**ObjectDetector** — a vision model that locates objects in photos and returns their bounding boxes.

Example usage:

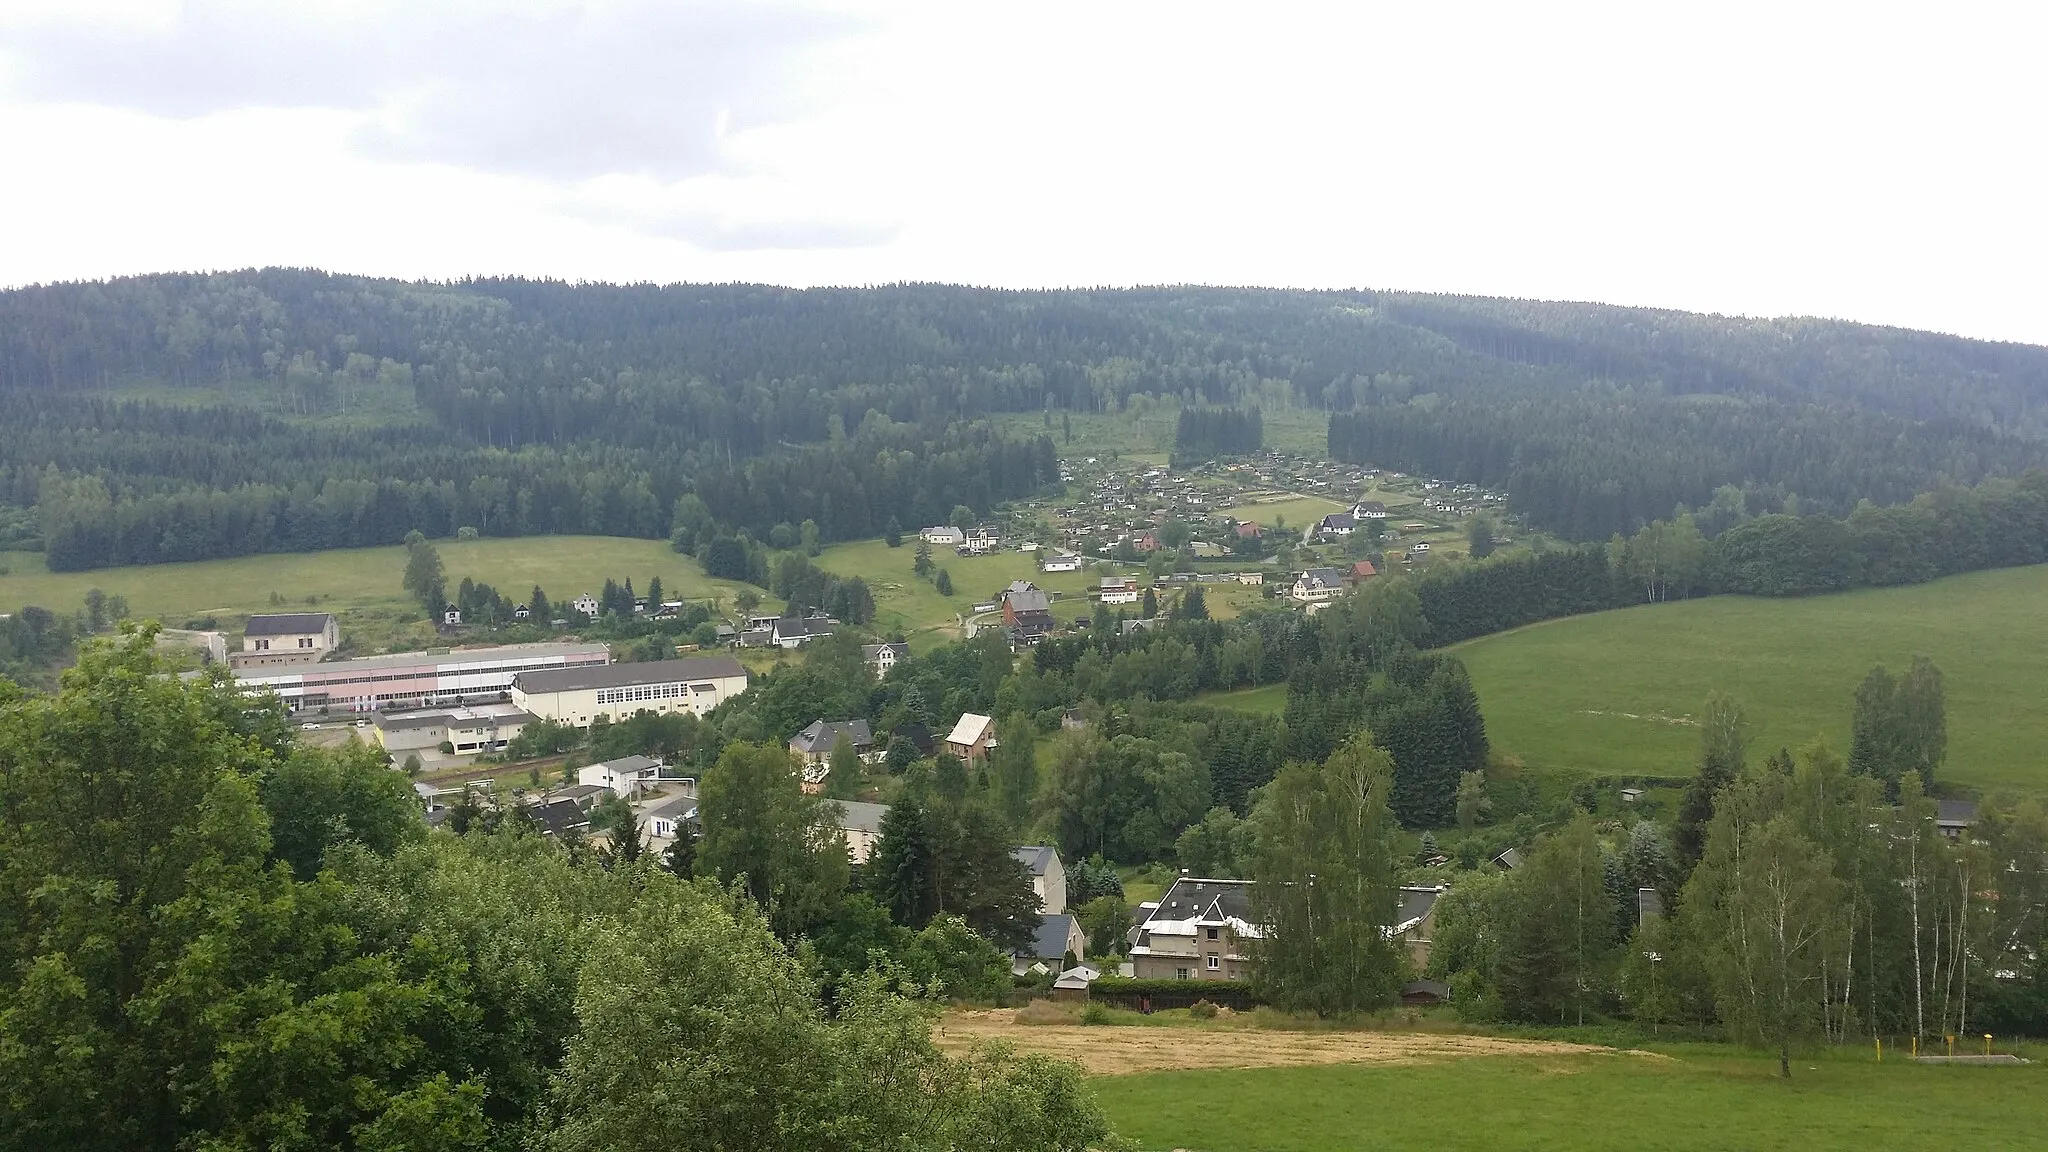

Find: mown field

[1092,1050,2048,1152]
[1455,565,2048,792]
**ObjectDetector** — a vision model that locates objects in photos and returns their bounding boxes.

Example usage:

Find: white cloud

[1,0,2044,343]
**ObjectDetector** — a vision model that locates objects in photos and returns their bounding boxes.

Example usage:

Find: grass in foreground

[1194,682,1290,714]
[1093,1050,2048,1152]
[1456,564,2048,792]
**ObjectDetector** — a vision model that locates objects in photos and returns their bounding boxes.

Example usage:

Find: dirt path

[936,1011,1632,1076]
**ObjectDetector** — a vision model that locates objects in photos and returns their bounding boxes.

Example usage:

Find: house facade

[1128,877,1258,981]
[1290,568,1346,603]
[1100,576,1140,605]
[372,704,534,756]
[944,713,997,763]
[1011,845,1068,915]
[1040,551,1082,573]
[579,754,662,797]
[511,656,750,726]
[571,595,601,618]
[1002,585,1057,643]
[920,525,965,545]
[788,719,876,766]
[861,642,909,680]
[234,612,339,669]
[836,800,890,864]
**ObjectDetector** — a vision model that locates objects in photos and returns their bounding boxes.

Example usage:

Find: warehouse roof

[513,656,747,694]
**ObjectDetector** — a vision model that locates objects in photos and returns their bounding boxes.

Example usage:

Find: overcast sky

[2,0,2043,343]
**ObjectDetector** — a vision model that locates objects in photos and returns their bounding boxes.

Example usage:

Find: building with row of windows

[509,656,750,726]
[233,642,611,712]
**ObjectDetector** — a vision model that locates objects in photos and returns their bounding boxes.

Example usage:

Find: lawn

[1217,495,1347,534]
[1456,564,2048,792]
[1195,682,1290,714]
[813,538,1118,642]
[0,537,757,634]
[1092,1050,2048,1152]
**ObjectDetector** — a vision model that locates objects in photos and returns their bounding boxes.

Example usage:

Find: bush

[1188,999,1218,1020]
[1080,1002,1114,1026]
[1013,1000,1076,1026]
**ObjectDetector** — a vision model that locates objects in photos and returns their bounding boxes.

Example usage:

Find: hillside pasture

[0,537,756,634]
[1456,565,2048,792]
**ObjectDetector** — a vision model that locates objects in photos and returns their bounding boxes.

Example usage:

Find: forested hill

[3,270,2048,555]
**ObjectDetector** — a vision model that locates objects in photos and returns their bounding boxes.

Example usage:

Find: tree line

[1170,406,1263,467]
[0,630,1114,1152]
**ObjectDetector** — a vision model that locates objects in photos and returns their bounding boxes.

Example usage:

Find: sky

[2,0,2044,344]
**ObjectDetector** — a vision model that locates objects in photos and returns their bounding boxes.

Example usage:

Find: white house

[579,754,663,797]
[1290,568,1346,603]
[1100,576,1140,605]
[1011,845,1068,915]
[1316,512,1356,540]
[1353,500,1389,520]
[571,594,600,618]
[233,612,339,670]
[1235,571,1264,585]
[920,525,965,546]
[861,642,909,680]
[836,800,890,864]
[1040,551,1082,573]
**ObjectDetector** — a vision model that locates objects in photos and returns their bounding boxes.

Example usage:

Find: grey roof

[529,797,592,837]
[1147,877,1255,927]
[1493,847,1524,870]
[1006,580,1039,596]
[640,790,698,821]
[1937,800,1979,826]
[594,754,661,776]
[835,800,891,834]
[514,656,745,694]
[1396,886,1444,930]
[1006,589,1052,614]
[1022,914,1079,960]
[245,612,334,636]
[862,642,909,661]
[790,719,875,755]
[1320,513,1355,529]
[375,707,535,732]
[1637,887,1666,920]
[1401,979,1450,1001]
[1011,845,1060,877]
[1300,567,1346,587]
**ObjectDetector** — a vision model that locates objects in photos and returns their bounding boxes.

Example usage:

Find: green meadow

[1092,1048,2048,1152]
[1454,565,2048,792]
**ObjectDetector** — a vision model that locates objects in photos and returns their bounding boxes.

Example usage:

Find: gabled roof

[1351,560,1378,578]
[946,713,994,747]
[1011,845,1060,877]
[1319,512,1355,529]
[1298,567,1346,589]
[1937,800,1979,826]
[861,642,910,662]
[1393,886,1445,935]
[1139,877,1259,939]
[790,719,875,754]
[1006,589,1052,614]
[894,722,935,754]
[1022,913,1079,960]
[245,612,335,636]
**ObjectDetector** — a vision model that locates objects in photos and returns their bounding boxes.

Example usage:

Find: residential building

[920,525,965,545]
[966,526,1002,554]
[1234,521,1263,539]
[835,800,890,864]
[1040,550,1082,573]
[233,642,610,713]
[1393,885,1447,968]
[1316,512,1356,540]
[579,754,663,797]
[1013,913,1087,976]
[1002,585,1057,643]
[1099,576,1140,605]
[944,712,997,763]
[1353,500,1388,520]
[1135,531,1161,552]
[1290,568,1347,603]
[1235,571,1264,585]
[1937,800,1979,840]
[1128,877,1258,981]
[641,789,699,850]
[789,719,876,766]
[233,612,340,669]
[511,656,750,726]
[861,641,909,680]
[1012,845,1068,915]
[1348,560,1379,584]
[571,594,600,618]
[771,613,832,648]
[372,703,534,756]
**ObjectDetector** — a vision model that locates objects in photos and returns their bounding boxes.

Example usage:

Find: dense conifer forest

[4,270,2048,566]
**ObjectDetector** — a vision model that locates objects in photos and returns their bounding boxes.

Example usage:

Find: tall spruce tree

[1676,693,1748,867]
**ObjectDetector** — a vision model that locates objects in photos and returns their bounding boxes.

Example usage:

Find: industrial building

[372,703,536,756]
[234,642,611,713]
[510,656,750,726]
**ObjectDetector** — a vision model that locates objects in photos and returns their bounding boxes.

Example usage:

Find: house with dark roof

[1290,567,1347,604]
[1316,512,1356,540]
[893,722,936,757]
[834,800,891,864]
[789,719,876,766]
[1001,584,1057,642]
[1936,799,1979,840]
[1011,845,1067,915]
[1129,877,1259,981]
[771,613,833,649]
[1013,913,1085,976]
[1353,500,1388,520]
[861,642,909,680]
[233,612,339,669]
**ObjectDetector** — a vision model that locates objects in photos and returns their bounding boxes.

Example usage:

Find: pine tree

[933,568,954,597]
[1677,693,1747,866]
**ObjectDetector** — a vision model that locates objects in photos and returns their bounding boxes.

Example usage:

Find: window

[1175,968,1190,981]
[256,639,270,651]
[1207,955,1220,971]
[1205,927,1219,940]
[299,637,314,648]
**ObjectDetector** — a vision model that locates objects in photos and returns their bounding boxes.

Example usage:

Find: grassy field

[813,538,1114,644]
[0,537,758,641]
[1456,565,2048,792]
[1194,682,1290,714]
[1092,1050,2048,1151]
[1216,495,1347,533]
